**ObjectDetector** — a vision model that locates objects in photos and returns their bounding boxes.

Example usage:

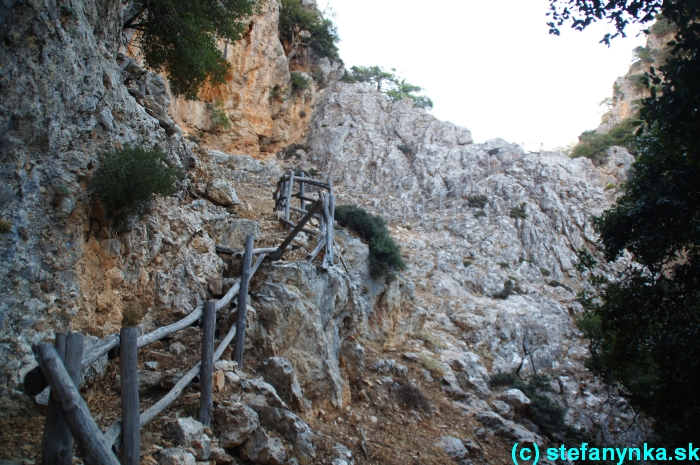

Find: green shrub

[633,45,655,63]
[209,99,231,130]
[605,182,617,190]
[418,352,444,377]
[498,262,510,269]
[414,328,449,349]
[0,219,11,233]
[570,118,639,162]
[650,15,676,36]
[88,144,184,230]
[290,72,310,91]
[403,224,412,230]
[467,194,488,208]
[494,279,523,299]
[397,144,413,155]
[509,202,528,219]
[393,378,433,414]
[278,0,339,60]
[548,280,573,292]
[463,260,473,268]
[281,143,309,160]
[52,184,71,208]
[335,205,406,277]
[539,267,551,277]
[490,372,591,444]
[474,209,487,218]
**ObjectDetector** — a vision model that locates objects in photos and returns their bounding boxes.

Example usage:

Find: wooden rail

[30,234,266,463]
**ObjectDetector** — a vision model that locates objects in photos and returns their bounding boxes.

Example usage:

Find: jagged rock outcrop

[302,80,646,445]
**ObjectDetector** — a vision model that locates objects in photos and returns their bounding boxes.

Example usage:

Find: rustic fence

[25,173,338,464]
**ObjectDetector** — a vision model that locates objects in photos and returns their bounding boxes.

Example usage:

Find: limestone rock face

[240,427,287,465]
[206,179,240,206]
[167,0,342,157]
[214,403,260,448]
[303,80,647,444]
[260,357,304,411]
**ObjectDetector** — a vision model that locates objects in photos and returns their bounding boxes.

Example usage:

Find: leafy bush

[633,45,655,63]
[0,219,11,233]
[335,205,406,277]
[650,15,676,36]
[570,118,639,162]
[88,145,184,230]
[467,194,488,208]
[209,99,231,130]
[474,209,487,218]
[509,202,528,219]
[498,262,510,269]
[290,72,310,91]
[539,267,551,277]
[548,280,573,292]
[494,279,523,299]
[397,144,414,155]
[52,184,71,208]
[280,143,309,160]
[129,0,260,99]
[414,328,449,349]
[393,378,433,415]
[403,224,412,230]
[463,260,473,268]
[418,353,444,377]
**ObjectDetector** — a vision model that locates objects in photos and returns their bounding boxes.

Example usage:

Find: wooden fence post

[299,173,305,211]
[199,302,216,427]
[285,171,294,222]
[120,327,139,465]
[234,235,255,367]
[42,333,68,465]
[35,343,120,465]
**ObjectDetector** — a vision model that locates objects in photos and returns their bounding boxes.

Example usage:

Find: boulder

[260,357,304,411]
[341,340,365,383]
[206,179,240,206]
[497,389,531,410]
[250,404,316,464]
[158,448,196,465]
[474,410,537,444]
[490,399,514,420]
[165,417,204,447]
[214,403,259,448]
[437,436,468,461]
[241,378,289,409]
[241,427,287,464]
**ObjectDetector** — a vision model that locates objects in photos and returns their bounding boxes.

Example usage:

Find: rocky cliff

[0,0,648,462]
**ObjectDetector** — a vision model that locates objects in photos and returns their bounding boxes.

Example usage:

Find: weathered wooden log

[199,302,216,427]
[233,247,277,259]
[120,328,139,465]
[82,333,119,370]
[234,236,254,367]
[272,200,323,261]
[279,175,329,189]
[35,343,120,465]
[137,306,203,349]
[307,236,326,261]
[322,193,334,269]
[280,218,317,236]
[292,194,318,203]
[42,333,69,465]
[289,205,323,217]
[285,171,294,222]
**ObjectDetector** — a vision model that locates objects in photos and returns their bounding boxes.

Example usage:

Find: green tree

[549,0,700,445]
[278,0,339,61]
[343,66,433,110]
[125,0,260,99]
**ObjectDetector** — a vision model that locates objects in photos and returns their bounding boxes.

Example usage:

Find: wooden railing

[27,234,265,464]
[25,172,339,464]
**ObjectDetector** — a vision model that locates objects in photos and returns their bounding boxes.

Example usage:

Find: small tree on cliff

[124,0,261,99]
[278,0,339,61]
[342,66,434,110]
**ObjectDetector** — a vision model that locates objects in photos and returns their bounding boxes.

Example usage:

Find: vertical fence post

[199,302,216,427]
[120,327,139,465]
[285,171,294,222]
[234,235,254,368]
[42,333,68,465]
[299,173,305,211]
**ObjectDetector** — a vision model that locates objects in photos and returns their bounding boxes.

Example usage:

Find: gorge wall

[0,0,650,461]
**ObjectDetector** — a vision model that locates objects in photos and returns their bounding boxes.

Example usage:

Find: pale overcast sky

[324,0,646,150]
